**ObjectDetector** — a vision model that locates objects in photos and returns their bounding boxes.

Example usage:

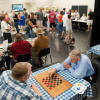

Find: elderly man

[49,49,95,82]
[0,62,43,99]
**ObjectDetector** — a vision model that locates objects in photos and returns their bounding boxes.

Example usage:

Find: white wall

[52,0,95,11]
[0,0,95,13]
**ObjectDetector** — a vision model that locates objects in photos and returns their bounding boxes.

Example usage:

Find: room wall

[52,0,95,11]
[0,0,95,13]
[0,0,18,12]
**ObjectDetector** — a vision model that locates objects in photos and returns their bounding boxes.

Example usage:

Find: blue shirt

[0,70,43,100]
[56,54,95,79]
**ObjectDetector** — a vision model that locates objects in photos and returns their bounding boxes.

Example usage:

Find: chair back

[17,53,31,62]
[38,48,50,57]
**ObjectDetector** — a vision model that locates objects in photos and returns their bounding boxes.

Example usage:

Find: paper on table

[72,83,87,94]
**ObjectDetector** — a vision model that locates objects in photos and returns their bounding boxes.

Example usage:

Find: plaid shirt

[0,70,43,100]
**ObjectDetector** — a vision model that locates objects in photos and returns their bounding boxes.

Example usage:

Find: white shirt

[75,12,80,19]
[66,19,72,33]
[1,21,11,33]
[71,12,75,20]
[80,16,87,21]
[62,14,68,27]
[1,21,8,33]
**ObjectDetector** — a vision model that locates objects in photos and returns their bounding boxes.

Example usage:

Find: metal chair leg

[49,54,52,64]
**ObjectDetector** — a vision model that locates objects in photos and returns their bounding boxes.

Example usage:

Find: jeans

[58,22,63,35]
[14,21,19,33]
[25,26,37,38]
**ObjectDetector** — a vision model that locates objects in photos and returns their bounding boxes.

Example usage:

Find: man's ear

[78,57,80,61]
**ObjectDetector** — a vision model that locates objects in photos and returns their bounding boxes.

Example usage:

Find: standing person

[57,11,63,36]
[63,8,66,15]
[61,11,68,39]
[20,12,25,31]
[49,10,56,33]
[0,62,43,99]
[87,9,94,32]
[65,15,73,44]
[13,12,19,33]
[23,8,28,19]
[47,11,51,32]
[18,12,25,31]
[37,9,43,27]
[1,15,12,43]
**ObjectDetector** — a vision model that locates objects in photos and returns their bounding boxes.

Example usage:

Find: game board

[34,71,73,98]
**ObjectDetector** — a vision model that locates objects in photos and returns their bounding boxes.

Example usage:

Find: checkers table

[27,63,93,100]
[88,44,100,59]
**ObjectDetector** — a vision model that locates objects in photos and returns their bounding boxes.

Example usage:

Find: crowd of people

[0,7,95,99]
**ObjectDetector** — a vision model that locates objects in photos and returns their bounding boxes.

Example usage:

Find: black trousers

[3,32,12,43]
[84,73,97,85]
[0,56,11,69]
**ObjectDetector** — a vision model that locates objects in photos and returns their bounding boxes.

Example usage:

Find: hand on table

[48,68,56,77]
[63,62,71,69]
[31,84,42,96]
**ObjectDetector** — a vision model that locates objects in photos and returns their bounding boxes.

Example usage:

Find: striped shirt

[0,70,43,100]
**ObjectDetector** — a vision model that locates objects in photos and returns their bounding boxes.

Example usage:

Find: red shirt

[49,12,56,23]
[10,40,32,60]
[58,14,63,23]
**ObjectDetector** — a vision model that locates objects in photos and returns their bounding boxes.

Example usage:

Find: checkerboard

[27,63,93,100]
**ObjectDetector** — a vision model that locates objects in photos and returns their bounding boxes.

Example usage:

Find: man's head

[15,33,23,41]
[68,14,71,19]
[36,28,45,37]
[69,49,81,63]
[11,62,32,82]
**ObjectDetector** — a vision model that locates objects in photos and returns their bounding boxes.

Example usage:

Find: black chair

[38,48,52,66]
[84,59,99,85]
[17,53,31,62]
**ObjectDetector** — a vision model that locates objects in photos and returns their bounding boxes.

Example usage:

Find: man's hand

[63,62,71,69]
[0,51,3,57]
[31,84,42,96]
[48,68,56,77]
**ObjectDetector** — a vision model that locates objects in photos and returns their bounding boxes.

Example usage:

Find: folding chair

[38,48,52,66]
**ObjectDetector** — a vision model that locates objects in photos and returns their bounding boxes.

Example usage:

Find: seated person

[10,33,32,62]
[71,9,75,20]
[49,49,95,83]
[74,10,80,20]
[65,34,75,45]
[32,28,49,66]
[25,12,38,38]
[0,62,43,99]
[80,13,87,21]
[0,50,10,71]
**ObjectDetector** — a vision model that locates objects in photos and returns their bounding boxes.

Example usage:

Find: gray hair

[69,49,81,58]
